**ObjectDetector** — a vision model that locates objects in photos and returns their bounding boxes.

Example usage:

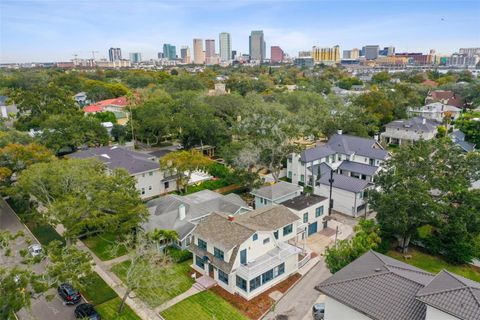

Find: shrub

[166,247,192,263]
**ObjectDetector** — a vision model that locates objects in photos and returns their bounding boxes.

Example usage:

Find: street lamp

[323,168,334,229]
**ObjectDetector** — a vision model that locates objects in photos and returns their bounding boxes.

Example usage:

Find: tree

[371,71,391,84]
[455,111,480,146]
[324,219,381,273]
[146,229,179,251]
[160,150,212,193]
[91,111,117,124]
[13,159,147,244]
[111,124,128,143]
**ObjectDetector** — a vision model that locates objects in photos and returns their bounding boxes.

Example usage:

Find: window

[300,161,304,167]
[214,247,224,260]
[263,237,270,245]
[262,269,274,284]
[164,181,170,189]
[283,224,293,236]
[300,174,305,182]
[250,276,261,291]
[198,238,207,250]
[142,173,145,178]
[141,188,145,195]
[195,255,205,269]
[149,172,153,176]
[274,230,279,240]
[148,186,152,191]
[236,276,247,291]
[218,269,229,284]
[303,212,308,223]
[315,206,324,217]
[288,158,292,163]
[358,192,364,199]
[277,263,285,275]
[288,171,292,179]
[252,233,258,241]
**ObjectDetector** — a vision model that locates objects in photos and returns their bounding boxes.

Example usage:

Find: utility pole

[328,168,334,216]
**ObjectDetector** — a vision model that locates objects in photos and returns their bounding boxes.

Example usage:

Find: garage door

[308,222,318,236]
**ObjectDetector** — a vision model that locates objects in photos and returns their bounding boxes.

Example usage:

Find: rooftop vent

[227,215,235,222]
[100,154,111,159]
[374,268,382,272]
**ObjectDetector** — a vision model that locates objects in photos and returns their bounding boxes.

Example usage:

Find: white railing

[298,252,311,269]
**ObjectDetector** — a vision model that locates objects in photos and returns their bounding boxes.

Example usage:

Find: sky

[0,0,479,63]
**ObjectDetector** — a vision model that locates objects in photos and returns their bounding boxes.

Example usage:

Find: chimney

[422,118,426,125]
[178,204,186,221]
[374,134,379,142]
[227,215,235,221]
[337,129,343,135]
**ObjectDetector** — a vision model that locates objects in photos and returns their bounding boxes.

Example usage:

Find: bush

[165,247,192,263]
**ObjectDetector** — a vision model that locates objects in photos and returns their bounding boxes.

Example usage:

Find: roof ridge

[417,286,472,299]
[386,264,434,277]
[319,270,392,287]
[442,269,480,289]
[469,287,480,307]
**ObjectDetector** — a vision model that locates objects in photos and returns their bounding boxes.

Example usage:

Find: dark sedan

[57,283,81,305]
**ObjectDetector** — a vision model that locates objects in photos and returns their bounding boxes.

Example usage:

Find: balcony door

[240,249,247,265]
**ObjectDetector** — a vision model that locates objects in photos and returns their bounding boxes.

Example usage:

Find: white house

[143,190,250,249]
[380,117,439,146]
[251,181,303,209]
[316,250,480,320]
[69,146,177,199]
[190,205,303,300]
[408,102,462,123]
[280,193,329,238]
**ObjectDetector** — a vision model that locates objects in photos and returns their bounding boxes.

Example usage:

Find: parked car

[312,303,325,320]
[176,144,184,150]
[74,303,101,320]
[28,244,43,257]
[58,283,81,305]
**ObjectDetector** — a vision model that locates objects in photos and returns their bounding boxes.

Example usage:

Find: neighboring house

[190,205,302,300]
[83,97,129,125]
[280,193,328,238]
[381,117,439,146]
[449,130,476,152]
[408,102,462,123]
[251,181,303,209]
[143,190,250,249]
[0,95,18,124]
[425,90,465,109]
[207,83,230,96]
[287,133,386,217]
[316,250,480,320]
[68,146,176,199]
[74,92,89,106]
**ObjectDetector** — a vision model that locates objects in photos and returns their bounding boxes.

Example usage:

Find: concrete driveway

[0,198,82,320]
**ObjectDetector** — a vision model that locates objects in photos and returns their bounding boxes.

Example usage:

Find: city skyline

[1,0,479,63]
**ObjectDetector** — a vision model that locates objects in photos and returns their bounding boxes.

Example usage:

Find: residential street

[0,197,80,320]
[264,257,331,320]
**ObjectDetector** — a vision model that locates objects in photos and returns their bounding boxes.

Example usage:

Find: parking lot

[0,198,83,320]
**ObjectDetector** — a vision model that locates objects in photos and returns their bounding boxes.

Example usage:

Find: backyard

[387,247,480,282]
[111,259,195,307]
[160,290,248,320]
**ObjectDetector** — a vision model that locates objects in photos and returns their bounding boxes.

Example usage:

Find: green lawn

[26,222,66,246]
[160,291,248,320]
[81,272,118,305]
[83,232,128,261]
[95,297,141,320]
[111,259,195,307]
[387,248,480,282]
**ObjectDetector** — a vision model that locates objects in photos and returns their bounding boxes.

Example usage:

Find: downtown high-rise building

[108,48,122,62]
[270,46,285,63]
[364,45,380,60]
[193,38,205,64]
[219,32,232,62]
[459,48,480,56]
[180,46,191,64]
[129,52,142,63]
[312,45,340,63]
[249,30,266,62]
[163,44,176,60]
[343,48,360,60]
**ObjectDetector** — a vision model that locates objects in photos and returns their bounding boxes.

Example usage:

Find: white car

[28,244,43,257]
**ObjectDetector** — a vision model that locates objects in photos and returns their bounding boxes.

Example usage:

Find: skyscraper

[343,48,360,60]
[129,52,142,63]
[193,38,204,64]
[364,45,380,60]
[180,46,191,64]
[249,30,265,62]
[108,48,122,62]
[312,45,340,63]
[219,32,232,62]
[163,44,176,60]
[205,39,215,58]
[270,46,285,63]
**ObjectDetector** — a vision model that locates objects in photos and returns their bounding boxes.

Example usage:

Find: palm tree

[147,229,179,251]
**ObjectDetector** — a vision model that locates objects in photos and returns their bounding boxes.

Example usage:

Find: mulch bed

[210,273,302,319]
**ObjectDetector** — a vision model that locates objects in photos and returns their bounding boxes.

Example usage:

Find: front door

[308,222,318,236]
[208,264,214,278]
[240,249,247,265]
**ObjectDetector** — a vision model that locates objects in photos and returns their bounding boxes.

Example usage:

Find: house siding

[425,306,460,320]
[324,296,372,320]
[315,184,365,217]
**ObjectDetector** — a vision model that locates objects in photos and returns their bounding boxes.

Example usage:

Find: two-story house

[381,117,439,146]
[316,250,480,320]
[69,146,177,199]
[408,102,462,123]
[251,181,303,209]
[143,190,250,249]
[190,205,302,300]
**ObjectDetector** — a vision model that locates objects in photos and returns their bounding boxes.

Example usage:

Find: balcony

[236,242,301,280]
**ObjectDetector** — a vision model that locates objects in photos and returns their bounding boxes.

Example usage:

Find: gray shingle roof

[251,181,302,201]
[300,145,336,162]
[317,250,435,320]
[143,190,248,240]
[318,172,371,193]
[385,117,439,133]
[416,270,480,320]
[338,161,379,176]
[450,130,476,152]
[69,146,159,175]
[235,205,300,231]
[280,194,327,211]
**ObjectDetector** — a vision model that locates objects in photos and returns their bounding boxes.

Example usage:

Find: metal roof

[318,172,371,193]
[384,117,439,133]
[338,161,379,176]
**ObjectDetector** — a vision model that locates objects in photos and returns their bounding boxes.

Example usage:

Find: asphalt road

[0,197,82,320]
[264,257,331,320]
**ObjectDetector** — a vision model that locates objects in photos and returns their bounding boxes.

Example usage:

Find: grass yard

[161,290,248,320]
[26,222,65,246]
[387,248,480,282]
[95,297,141,320]
[81,272,118,305]
[83,232,128,261]
[111,259,195,307]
